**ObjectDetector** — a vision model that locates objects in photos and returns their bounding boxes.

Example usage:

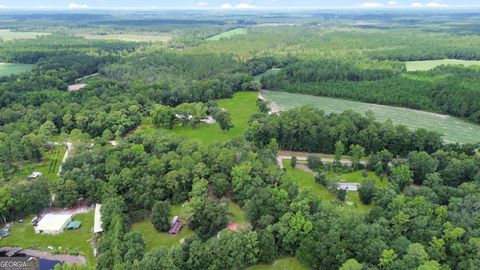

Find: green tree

[307,155,322,170]
[151,201,171,232]
[55,179,79,208]
[140,247,177,270]
[340,259,363,270]
[151,104,176,129]
[359,179,376,204]
[335,141,345,164]
[390,165,414,191]
[215,110,234,132]
[407,151,439,185]
[291,156,298,168]
[350,145,365,168]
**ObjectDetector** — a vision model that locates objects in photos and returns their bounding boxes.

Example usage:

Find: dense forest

[0,11,480,270]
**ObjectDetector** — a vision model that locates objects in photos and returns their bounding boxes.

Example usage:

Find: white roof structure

[28,172,42,179]
[94,204,103,233]
[35,214,72,235]
[338,182,360,191]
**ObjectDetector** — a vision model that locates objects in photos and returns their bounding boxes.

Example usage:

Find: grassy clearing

[132,204,193,252]
[0,211,95,265]
[247,257,310,270]
[228,201,249,226]
[283,161,335,201]
[136,92,258,145]
[405,59,480,71]
[11,145,66,184]
[0,29,49,41]
[263,91,480,144]
[207,28,247,41]
[0,63,34,77]
[78,33,173,43]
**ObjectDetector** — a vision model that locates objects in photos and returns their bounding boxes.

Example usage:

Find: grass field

[263,91,480,144]
[247,257,310,270]
[207,28,247,41]
[228,201,249,227]
[283,160,336,201]
[254,68,282,81]
[0,63,34,77]
[11,145,66,184]
[132,204,193,252]
[136,92,258,145]
[405,59,480,71]
[78,33,173,43]
[0,211,95,265]
[0,29,49,41]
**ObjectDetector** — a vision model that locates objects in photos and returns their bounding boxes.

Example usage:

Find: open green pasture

[263,91,480,144]
[0,63,34,77]
[247,257,310,270]
[11,145,66,184]
[405,59,480,71]
[136,91,258,145]
[207,28,247,41]
[0,29,49,41]
[0,211,95,265]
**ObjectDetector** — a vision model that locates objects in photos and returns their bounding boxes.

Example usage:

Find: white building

[93,204,103,234]
[34,214,72,235]
[338,182,360,192]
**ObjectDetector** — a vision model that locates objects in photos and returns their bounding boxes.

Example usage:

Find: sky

[0,0,479,10]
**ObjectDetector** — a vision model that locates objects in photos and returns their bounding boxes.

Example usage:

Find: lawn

[405,59,480,71]
[207,28,247,41]
[247,257,310,270]
[0,63,34,77]
[263,91,480,144]
[0,211,96,266]
[283,161,335,201]
[136,91,259,145]
[11,145,66,184]
[228,201,249,227]
[132,204,193,252]
[0,29,49,41]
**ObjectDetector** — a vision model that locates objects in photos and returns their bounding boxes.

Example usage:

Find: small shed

[93,204,103,234]
[66,220,82,230]
[35,214,72,235]
[28,172,42,180]
[169,216,182,235]
[0,228,9,238]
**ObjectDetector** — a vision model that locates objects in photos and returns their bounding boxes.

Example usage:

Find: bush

[361,170,369,177]
[359,179,377,204]
[307,155,322,170]
[290,156,297,168]
[315,171,327,186]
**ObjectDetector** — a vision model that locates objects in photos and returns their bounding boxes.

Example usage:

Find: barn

[34,214,72,235]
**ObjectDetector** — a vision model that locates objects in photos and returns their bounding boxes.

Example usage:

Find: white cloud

[197,1,209,7]
[411,2,423,7]
[388,1,399,5]
[220,2,257,9]
[361,2,384,8]
[68,3,89,9]
[37,5,46,9]
[426,2,448,7]
[220,3,233,9]
[0,5,6,9]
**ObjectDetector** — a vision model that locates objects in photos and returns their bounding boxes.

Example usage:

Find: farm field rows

[207,28,247,41]
[0,29,49,41]
[263,91,480,144]
[405,59,480,71]
[77,33,173,42]
[0,63,34,77]
[135,92,258,145]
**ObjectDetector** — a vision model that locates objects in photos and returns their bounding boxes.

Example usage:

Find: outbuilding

[93,204,103,234]
[28,172,42,180]
[34,214,72,235]
[338,182,360,192]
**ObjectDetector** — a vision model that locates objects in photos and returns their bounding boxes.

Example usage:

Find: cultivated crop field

[77,33,173,43]
[0,29,49,41]
[0,63,34,77]
[263,91,480,144]
[405,59,480,71]
[207,28,247,41]
[247,258,310,270]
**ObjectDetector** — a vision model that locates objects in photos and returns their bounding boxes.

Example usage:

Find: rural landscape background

[0,4,480,270]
